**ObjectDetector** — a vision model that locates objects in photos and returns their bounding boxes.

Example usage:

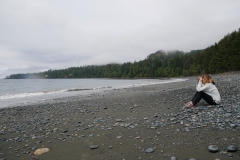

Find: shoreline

[0,78,189,109]
[0,72,239,160]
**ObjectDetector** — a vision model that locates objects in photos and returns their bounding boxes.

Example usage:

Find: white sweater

[196,82,221,104]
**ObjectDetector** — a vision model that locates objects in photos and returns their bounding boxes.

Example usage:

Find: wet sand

[0,72,239,160]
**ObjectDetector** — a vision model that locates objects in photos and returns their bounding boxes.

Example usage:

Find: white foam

[0,89,67,100]
[113,78,188,89]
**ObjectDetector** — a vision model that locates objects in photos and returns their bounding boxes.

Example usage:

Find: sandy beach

[0,72,239,160]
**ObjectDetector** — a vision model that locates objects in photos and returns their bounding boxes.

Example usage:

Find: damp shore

[0,72,239,160]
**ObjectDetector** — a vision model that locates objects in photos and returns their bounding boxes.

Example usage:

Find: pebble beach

[0,72,239,160]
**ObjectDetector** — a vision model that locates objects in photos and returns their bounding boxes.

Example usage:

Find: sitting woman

[184,74,221,108]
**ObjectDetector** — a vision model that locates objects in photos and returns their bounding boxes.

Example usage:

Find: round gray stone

[145,148,154,153]
[227,145,237,152]
[171,156,177,160]
[208,145,218,153]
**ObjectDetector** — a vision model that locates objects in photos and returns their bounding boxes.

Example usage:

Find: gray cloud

[0,0,240,78]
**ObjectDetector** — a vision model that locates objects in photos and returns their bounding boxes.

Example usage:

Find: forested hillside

[6,29,240,79]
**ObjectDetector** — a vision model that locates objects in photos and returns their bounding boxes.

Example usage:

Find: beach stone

[185,127,190,132]
[90,145,99,149]
[35,140,42,144]
[227,145,237,152]
[230,124,236,128]
[208,145,218,153]
[89,134,94,137]
[145,148,154,153]
[34,148,50,156]
[227,153,233,157]
[62,130,68,133]
[171,156,177,160]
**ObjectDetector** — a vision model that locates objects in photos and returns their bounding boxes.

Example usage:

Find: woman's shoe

[183,101,194,108]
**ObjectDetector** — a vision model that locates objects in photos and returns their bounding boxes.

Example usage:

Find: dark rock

[62,130,68,133]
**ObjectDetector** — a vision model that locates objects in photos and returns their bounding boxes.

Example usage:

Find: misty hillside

[6,29,240,79]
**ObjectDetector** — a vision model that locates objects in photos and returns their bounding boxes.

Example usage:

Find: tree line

[6,28,240,79]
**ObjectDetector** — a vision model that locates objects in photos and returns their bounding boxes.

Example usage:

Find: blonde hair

[202,74,215,84]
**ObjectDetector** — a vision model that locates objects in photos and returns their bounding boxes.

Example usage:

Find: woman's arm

[196,82,210,92]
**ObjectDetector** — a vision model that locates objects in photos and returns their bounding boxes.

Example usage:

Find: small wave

[0,89,67,100]
[113,78,188,89]
[67,88,92,92]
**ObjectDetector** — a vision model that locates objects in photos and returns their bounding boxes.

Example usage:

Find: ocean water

[0,78,187,108]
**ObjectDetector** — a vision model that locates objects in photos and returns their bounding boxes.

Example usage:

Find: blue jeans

[191,91,217,106]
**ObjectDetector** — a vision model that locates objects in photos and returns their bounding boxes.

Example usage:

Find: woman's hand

[198,77,203,82]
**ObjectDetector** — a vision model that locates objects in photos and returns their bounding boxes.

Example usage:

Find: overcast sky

[0,0,240,78]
